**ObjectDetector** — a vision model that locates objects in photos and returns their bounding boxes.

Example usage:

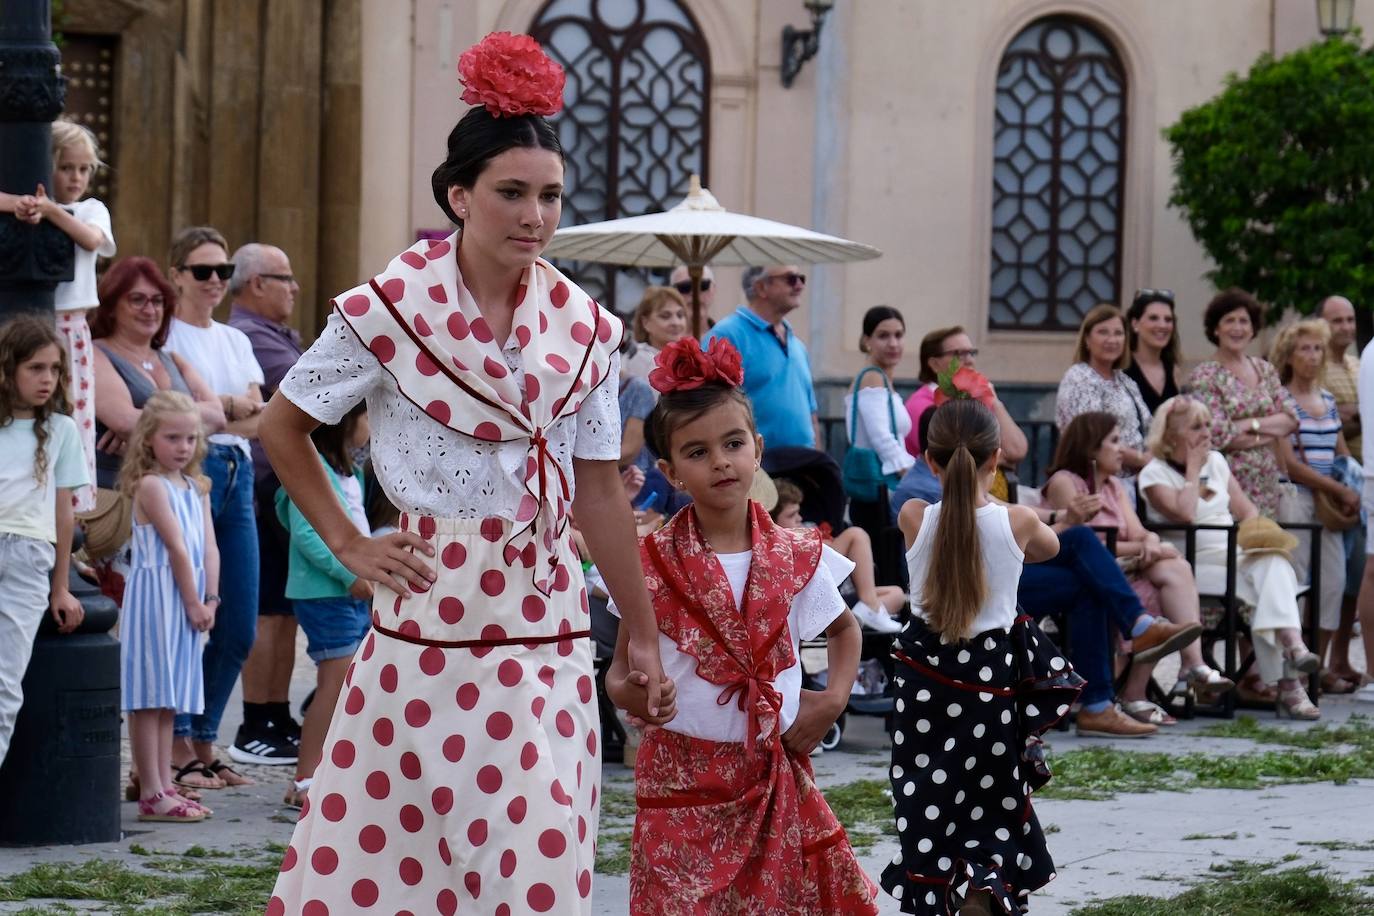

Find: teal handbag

[842,367,902,502]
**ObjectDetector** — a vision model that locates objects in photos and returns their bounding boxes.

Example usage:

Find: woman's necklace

[109,337,156,373]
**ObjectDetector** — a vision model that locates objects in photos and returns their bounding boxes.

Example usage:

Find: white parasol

[543,175,881,332]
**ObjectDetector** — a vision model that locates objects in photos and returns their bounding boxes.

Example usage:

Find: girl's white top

[905,501,1024,633]
[844,386,915,476]
[337,472,371,537]
[53,198,116,313]
[610,544,854,744]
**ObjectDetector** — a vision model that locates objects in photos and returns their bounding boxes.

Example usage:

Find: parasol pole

[688,263,704,338]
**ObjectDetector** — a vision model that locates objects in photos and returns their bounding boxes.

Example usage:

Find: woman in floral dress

[258,34,670,915]
[1185,289,1297,519]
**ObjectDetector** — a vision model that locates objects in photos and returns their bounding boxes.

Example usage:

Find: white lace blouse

[279,310,622,519]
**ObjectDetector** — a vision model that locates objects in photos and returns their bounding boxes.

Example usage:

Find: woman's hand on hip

[336,531,435,596]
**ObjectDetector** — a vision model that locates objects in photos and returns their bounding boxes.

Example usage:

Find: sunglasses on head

[1132,287,1175,308]
[768,271,806,286]
[179,263,236,282]
[673,279,711,295]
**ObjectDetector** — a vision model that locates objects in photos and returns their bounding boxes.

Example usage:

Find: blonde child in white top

[10,120,116,511]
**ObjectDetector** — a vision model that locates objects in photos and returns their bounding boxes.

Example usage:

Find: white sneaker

[852,600,902,634]
[1353,683,1374,704]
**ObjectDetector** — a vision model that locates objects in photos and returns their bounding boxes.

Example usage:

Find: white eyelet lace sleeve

[279,311,382,425]
[572,350,622,461]
[795,544,857,640]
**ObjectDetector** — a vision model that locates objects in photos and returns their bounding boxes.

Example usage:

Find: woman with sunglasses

[1125,288,1182,415]
[161,226,265,794]
[622,285,689,380]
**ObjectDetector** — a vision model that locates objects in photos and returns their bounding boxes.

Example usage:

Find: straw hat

[748,467,779,512]
[77,488,132,561]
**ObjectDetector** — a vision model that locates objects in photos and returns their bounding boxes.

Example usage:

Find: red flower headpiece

[457,32,566,118]
[649,337,744,394]
[933,359,997,409]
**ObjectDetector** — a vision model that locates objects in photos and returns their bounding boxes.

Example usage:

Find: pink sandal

[137,791,206,823]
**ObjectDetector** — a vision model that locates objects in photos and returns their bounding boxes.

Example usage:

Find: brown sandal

[1320,670,1359,695]
[206,758,254,787]
[173,760,225,791]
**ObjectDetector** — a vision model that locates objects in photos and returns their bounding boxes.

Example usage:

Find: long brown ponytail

[921,399,1000,641]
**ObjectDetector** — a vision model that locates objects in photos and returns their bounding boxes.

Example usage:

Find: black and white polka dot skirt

[880,614,1084,914]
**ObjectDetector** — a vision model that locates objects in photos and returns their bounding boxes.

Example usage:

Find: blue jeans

[293,596,370,663]
[175,444,259,743]
[1018,526,1145,707]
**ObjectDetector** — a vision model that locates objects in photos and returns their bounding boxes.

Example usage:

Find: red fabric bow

[458,32,565,118]
[649,336,744,394]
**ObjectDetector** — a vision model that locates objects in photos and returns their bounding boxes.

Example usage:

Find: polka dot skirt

[268,517,600,915]
[881,616,1084,914]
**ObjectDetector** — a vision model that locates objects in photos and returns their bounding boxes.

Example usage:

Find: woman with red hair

[88,257,225,580]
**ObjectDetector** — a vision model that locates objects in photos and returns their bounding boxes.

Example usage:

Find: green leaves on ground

[1040,714,1374,800]
[0,847,280,915]
[1070,858,1374,915]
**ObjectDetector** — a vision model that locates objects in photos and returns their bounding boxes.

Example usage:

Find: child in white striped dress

[118,391,220,823]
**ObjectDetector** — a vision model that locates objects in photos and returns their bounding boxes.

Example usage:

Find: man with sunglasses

[703,264,821,449]
[226,242,306,767]
[669,263,715,335]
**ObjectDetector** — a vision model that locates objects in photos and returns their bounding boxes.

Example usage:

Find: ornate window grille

[989,17,1126,331]
[531,0,710,312]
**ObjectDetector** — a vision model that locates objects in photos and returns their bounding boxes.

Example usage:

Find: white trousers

[1279,487,1346,631]
[1198,552,1303,685]
[0,533,56,765]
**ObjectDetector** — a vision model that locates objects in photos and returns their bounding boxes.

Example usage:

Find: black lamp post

[0,0,72,319]
[1316,0,1356,36]
[781,0,836,88]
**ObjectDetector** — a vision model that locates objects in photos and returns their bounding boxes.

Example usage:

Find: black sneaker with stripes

[228,721,298,766]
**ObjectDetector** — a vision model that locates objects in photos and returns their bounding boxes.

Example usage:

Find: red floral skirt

[632,727,878,915]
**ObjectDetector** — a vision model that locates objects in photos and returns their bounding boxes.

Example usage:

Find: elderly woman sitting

[1139,396,1321,720]
[1269,318,1362,694]
[1043,412,1227,723]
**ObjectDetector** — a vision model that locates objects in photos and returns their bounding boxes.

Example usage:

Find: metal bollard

[0,571,120,846]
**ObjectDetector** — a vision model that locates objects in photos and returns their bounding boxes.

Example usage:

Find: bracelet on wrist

[204,594,222,606]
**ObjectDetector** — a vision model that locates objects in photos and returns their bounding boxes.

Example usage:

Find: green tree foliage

[1165,36,1374,317]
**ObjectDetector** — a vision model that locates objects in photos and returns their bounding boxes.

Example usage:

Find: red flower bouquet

[649,337,745,394]
[933,361,997,409]
[458,32,566,118]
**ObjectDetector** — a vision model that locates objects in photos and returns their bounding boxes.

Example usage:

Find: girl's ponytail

[921,399,1000,641]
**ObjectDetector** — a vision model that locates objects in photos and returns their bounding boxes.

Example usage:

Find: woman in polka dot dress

[885,396,1084,915]
[258,33,669,916]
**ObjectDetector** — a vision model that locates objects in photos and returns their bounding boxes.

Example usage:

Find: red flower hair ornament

[649,337,745,394]
[933,359,997,409]
[457,32,566,118]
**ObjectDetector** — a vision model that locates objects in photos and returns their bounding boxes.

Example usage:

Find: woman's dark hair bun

[431,107,563,224]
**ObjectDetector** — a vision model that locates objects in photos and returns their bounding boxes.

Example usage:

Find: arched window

[531,0,711,311]
[989,17,1126,331]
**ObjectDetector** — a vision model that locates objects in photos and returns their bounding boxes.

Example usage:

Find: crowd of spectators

[3,118,1372,823]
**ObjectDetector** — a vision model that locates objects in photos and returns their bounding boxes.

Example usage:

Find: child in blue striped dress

[118,391,220,823]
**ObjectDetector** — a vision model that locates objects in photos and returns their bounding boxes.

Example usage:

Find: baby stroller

[765,446,900,750]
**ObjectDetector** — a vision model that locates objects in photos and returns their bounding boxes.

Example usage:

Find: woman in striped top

[1272,319,1361,694]
[118,391,221,823]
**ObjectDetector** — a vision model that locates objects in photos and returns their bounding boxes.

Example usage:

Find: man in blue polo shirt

[703,264,820,448]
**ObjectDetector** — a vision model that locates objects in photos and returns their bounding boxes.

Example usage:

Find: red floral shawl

[333,231,621,595]
[641,501,822,754]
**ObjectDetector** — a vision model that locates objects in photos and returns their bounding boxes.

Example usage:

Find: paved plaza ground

[1,641,1372,914]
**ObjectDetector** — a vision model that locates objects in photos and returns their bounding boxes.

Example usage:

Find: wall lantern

[1316,0,1356,36]
[781,0,836,88]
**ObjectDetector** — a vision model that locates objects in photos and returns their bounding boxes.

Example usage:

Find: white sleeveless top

[906,501,1024,634]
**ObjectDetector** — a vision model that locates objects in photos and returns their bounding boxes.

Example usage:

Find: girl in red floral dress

[608,337,879,914]
[259,33,670,916]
